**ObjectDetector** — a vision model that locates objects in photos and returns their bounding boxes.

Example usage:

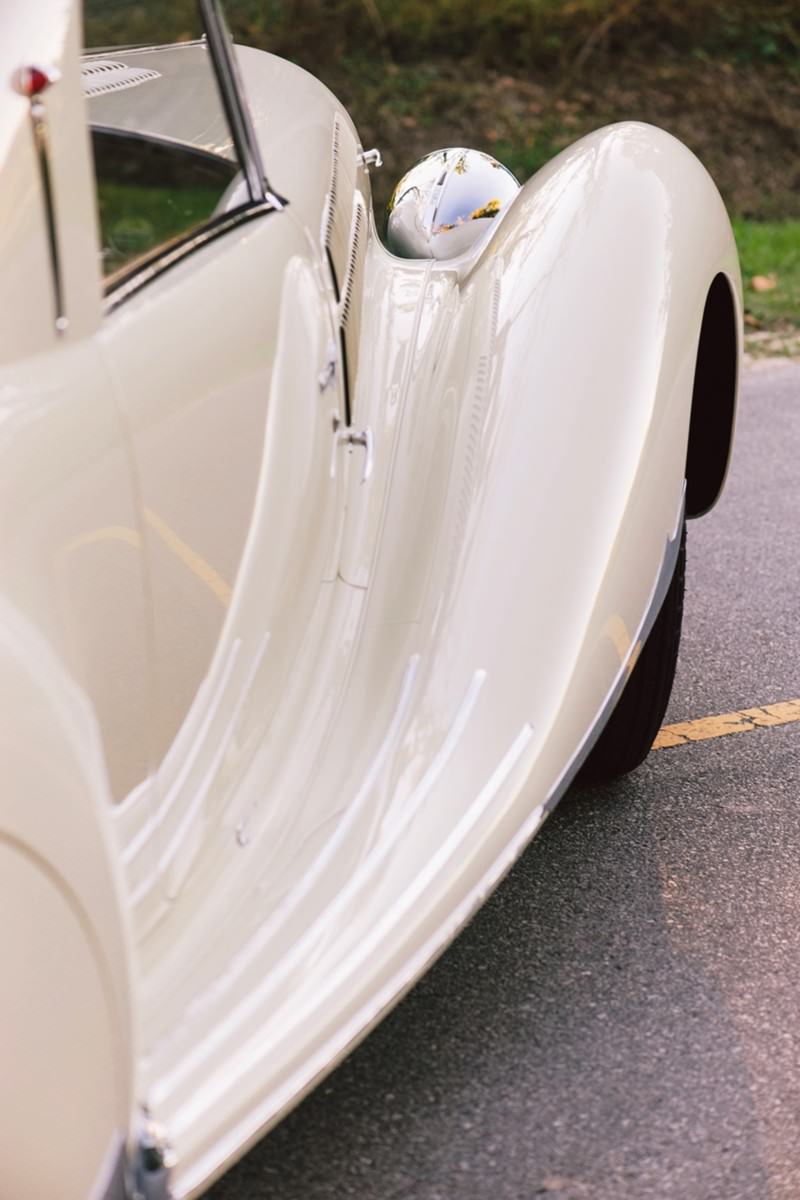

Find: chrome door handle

[358,147,383,169]
[330,415,374,484]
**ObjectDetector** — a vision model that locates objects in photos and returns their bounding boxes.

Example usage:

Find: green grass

[733,218,800,330]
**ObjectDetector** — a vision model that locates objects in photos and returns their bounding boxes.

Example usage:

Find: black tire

[578,523,686,784]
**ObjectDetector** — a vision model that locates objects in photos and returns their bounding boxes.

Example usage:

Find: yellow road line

[654,699,800,749]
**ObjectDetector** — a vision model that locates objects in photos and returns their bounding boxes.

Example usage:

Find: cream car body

[0,2,740,1197]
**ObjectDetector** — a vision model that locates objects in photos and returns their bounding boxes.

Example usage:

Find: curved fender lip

[357,119,740,827]
[458,120,741,287]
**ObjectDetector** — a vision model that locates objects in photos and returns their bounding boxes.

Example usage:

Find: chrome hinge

[359,147,383,169]
[264,188,287,212]
[331,414,374,483]
[318,341,338,393]
[129,1112,176,1200]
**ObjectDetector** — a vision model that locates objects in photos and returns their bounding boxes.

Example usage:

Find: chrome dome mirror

[386,148,520,260]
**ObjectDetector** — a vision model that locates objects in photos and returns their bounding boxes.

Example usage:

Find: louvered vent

[320,113,366,402]
[323,116,360,299]
[451,278,502,575]
[320,116,341,255]
[81,60,161,97]
[339,199,365,329]
[339,197,367,403]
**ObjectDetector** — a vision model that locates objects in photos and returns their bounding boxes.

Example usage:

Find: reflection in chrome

[387,147,520,260]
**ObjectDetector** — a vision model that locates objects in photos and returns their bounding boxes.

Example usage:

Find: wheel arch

[685,270,740,518]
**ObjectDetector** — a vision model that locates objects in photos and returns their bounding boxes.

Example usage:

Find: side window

[82,2,251,287]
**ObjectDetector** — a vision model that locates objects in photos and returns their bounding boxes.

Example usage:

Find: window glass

[83,1,248,285]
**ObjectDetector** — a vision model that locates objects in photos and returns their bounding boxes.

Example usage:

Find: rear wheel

[579,524,686,783]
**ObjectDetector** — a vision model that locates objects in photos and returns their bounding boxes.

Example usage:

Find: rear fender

[0,598,135,1200]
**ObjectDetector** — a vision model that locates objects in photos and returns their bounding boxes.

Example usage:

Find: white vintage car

[1,0,740,1196]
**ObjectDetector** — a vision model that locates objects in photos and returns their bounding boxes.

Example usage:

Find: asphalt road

[210,359,800,1200]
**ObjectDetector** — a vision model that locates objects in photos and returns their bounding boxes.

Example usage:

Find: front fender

[453,120,740,778]
[363,121,741,811]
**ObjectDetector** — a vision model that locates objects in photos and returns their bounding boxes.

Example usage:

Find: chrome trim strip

[103,200,280,313]
[27,91,67,333]
[91,122,238,168]
[82,40,206,60]
[198,0,270,205]
[134,1111,176,1199]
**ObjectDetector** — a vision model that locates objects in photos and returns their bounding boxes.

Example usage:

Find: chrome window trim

[82,39,206,59]
[31,94,68,333]
[91,122,241,170]
[103,199,281,314]
[96,0,287,311]
[198,0,270,206]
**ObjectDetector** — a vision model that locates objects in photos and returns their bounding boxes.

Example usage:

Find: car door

[81,1,348,910]
[0,9,149,1192]
[0,4,153,807]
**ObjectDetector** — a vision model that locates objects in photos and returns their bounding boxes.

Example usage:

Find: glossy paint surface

[0,5,741,1197]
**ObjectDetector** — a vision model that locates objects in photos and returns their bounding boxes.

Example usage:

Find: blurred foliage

[83,0,200,47]
[224,0,800,71]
